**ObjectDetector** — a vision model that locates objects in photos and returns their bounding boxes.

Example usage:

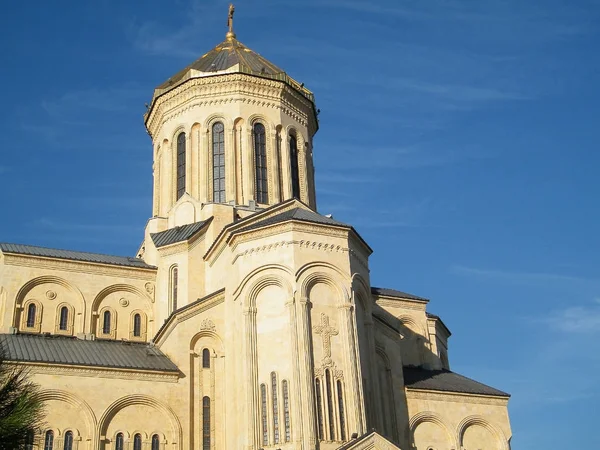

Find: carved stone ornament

[45,290,57,300]
[313,313,338,366]
[145,282,155,299]
[119,298,129,307]
[200,319,216,331]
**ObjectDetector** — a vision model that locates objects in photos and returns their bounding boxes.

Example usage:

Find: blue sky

[1,0,599,447]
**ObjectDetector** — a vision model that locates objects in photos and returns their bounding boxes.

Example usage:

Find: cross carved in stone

[314,313,338,359]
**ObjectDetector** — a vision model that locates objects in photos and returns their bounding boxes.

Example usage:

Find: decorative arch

[13,276,85,330]
[190,328,224,354]
[203,113,233,131]
[397,315,427,338]
[38,389,97,440]
[457,415,508,450]
[296,262,351,304]
[351,274,372,312]
[170,124,188,147]
[99,395,183,448]
[247,114,276,133]
[409,411,457,450]
[232,264,294,301]
[92,284,153,314]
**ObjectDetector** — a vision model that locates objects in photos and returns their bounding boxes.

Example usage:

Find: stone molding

[405,388,509,406]
[146,74,315,138]
[3,254,156,280]
[8,361,179,383]
[375,298,427,311]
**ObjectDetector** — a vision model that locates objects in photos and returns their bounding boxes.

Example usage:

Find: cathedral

[0,8,512,450]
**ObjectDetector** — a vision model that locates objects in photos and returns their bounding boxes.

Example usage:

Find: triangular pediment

[337,431,401,450]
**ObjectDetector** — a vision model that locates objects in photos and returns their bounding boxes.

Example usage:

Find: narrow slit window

[26,303,36,328]
[260,383,268,446]
[315,378,324,440]
[59,306,69,331]
[44,431,54,450]
[212,122,226,203]
[326,369,335,440]
[115,433,124,450]
[289,135,300,199]
[151,435,160,450]
[283,379,291,442]
[271,372,280,444]
[63,431,73,450]
[176,132,186,200]
[133,313,142,337]
[202,348,211,369]
[133,434,142,450]
[337,380,346,441]
[203,396,211,450]
[171,266,178,313]
[102,310,111,335]
[253,123,268,204]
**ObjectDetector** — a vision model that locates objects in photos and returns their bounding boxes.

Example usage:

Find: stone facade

[0,21,511,450]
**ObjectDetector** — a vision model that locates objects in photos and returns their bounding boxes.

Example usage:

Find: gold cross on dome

[227,4,235,33]
[314,313,338,359]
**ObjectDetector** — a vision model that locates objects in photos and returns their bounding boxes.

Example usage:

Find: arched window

[170,266,178,313]
[253,123,268,204]
[325,369,335,440]
[315,378,324,440]
[271,372,280,444]
[282,379,291,442]
[114,433,124,450]
[133,313,142,337]
[289,135,300,199]
[337,380,346,441]
[151,435,160,450]
[212,122,225,203]
[260,383,268,446]
[44,431,54,450]
[102,310,111,335]
[63,431,73,450]
[176,132,186,200]
[59,306,69,331]
[25,429,35,450]
[202,348,211,369]
[202,396,211,450]
[26,303,36,328]
[133,434,142,450]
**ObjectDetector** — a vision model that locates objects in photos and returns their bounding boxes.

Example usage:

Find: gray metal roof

[403,367,509,397]
[150,219,211,248]
[0,333,179,373]
[371,287,428,302]
[155,37,314,102]
[0,243,156,269]
[236,207,348,234]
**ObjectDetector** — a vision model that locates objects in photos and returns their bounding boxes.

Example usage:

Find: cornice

[146,74,315,138]
[405,388,509,405]
[2,254,156,280]
[8,361,179,383]
[153,291,225,346]
[375,297,428,311]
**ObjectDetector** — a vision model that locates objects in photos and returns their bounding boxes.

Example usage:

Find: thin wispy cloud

[538,299,600,334]
[451,265,592,285]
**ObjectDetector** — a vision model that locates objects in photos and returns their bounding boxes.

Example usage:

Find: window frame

[212,122,226,203]
[176,132,186,200]
[289,134,301,199]
[253,122,268,204]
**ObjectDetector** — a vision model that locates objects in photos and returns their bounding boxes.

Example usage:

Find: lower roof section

[0,333,179,373]
[403,366,510,398]
[0,242,156,269]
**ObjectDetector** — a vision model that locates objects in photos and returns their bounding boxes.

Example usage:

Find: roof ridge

[0,242,141,261]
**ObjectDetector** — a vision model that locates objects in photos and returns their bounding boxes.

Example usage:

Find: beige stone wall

[406,390,512,450]
[0,254,156,339]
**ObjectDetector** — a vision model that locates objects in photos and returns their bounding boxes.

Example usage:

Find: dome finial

[226,4,236,40]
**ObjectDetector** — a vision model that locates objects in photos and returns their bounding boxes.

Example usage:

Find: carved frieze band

[2,255,156,280]
[405,389,509,406]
